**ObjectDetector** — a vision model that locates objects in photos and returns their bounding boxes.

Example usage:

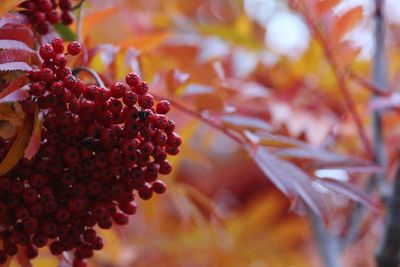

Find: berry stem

[72,67,105,87]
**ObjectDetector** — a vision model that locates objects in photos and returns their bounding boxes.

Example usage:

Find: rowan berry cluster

[0,38,181,266]
[19,0,74,34]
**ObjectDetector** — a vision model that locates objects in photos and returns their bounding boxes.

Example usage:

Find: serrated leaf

[24,106,42,160]
[0,25,34,46]
[0,39,34,51]
[0,74,29,100]
[0,14,27,28]
[0,62,31,72]
[0,112,33,175]
[54,23,77,41]
[315,178,380,210]
[331,6,363,44]
[0,86,29,102]
[0,49,35,64]
[253,148,328,222]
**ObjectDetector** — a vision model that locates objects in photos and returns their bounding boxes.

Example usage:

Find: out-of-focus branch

[310,210,340,267]
[376,165,400,267]
[342,0,388,249]
[289,0,373,158]
[72,0,86,11]
[349,71,390,97]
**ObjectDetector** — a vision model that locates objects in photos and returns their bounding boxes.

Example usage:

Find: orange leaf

[0,0,24,16]
[118,31,171,51]
[331,6,363,44]
[0,74,29,101]
[315,0,341,15]
[24,106,42,160]
[83,6,118,35]
[0,112,33,175]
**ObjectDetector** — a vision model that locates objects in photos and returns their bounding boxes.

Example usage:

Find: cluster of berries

[0,38,181,266]
[19,0,75,34]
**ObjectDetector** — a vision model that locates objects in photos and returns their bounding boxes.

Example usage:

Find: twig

[310,210,340,267]
[72,0,86,11]
[152,94,245,145]
[376,165,400,267]
[290,0,373,158]
[72,66,105,87]
[349,71,390,97]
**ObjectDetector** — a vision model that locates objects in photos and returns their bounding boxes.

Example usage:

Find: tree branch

[310,210,340,267]
[72,66,105,87]
[376,165,400,267]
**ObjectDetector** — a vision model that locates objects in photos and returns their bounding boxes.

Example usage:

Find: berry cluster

[0,39,181,265]
[19,0,74,34]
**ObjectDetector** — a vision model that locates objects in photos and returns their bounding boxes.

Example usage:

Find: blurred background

[20,0,400,266]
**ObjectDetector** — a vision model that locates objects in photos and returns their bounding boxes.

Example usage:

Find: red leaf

[331,6,364,43]
[0,25,34,46]
[0,49,35,64]
[0,74,29,99]
[0,87,29,102]
[316,178,381,210]
[0,62,31,72]
[276,147,379,172]
[0,39,34,51]
[24,107,42,160]
[253,148,328,222]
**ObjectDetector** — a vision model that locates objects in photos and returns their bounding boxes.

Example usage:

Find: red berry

[152,180,167,194]
[68,41,82,56]
[39,44,54,60]
[110,82,128,98]
[156,100,171,114]
[133,81,149,95]
[125,72,141,87]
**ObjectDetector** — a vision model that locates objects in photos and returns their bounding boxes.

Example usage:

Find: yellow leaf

[0,113,33,175]
[0,103,23,125]
[331,6,364,44]
[83,6,119,36]
[0,0,23,16]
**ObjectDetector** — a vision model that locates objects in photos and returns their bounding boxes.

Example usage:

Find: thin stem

[290,0,373,158]
[310,210,340,267]
[72,0,86,11]
[72,66,105,87]
[152,94,245,145]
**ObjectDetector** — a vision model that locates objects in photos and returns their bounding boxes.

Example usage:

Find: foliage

[1,0,400,266]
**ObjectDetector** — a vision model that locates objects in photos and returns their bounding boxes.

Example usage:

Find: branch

[290,0,373,158]
[72,66,105,87]
[376,165,400,267]
[310,210,340,267]
[152,94,245,145]
[342,0,388,250]
[72,0,86,11]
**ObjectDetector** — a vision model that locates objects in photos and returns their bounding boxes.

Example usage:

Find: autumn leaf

[0,74,29,102]
[0,0,24,17]
[0,111,33,176]
[24,106,42,160]
[331,6,364,44]
[314,0,341,15]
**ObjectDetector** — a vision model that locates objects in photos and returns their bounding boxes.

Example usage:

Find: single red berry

[61,11,74,25]
[68,41,82,55]
[110,82,127,98]
[159,160,173,175]
[50,81,65,95]
[59,0,72,10]
[108,99,122,114]
[138,183,153,200]
[95,87,111,102]
[138,93,154,109]
[23,188,38,204]
[133,81,149,95]
[37,0,52,12]
[122,91,138,107]
[40,68,54,83]
[156,100,171,114]
[125,72,141,87]
[50,241,64,255]
[30,81,46,96]
[39,44,54,60]
[37,22,50,34]
[152,180,167,194]
[32,234,48,248]
[113,212,129,225]
[119,201,137,215]
[46,10,60,23]
[91,237,104,251]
